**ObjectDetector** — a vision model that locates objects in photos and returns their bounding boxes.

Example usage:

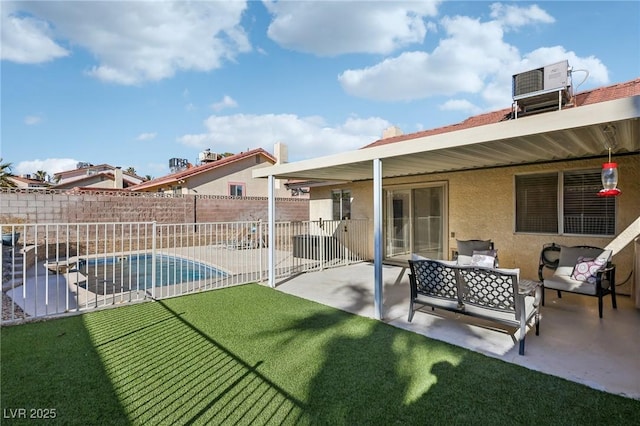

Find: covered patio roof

[254,95,640,182]
[255,89,640,320]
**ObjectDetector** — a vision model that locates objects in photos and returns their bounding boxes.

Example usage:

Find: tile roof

[53,163,112,177]
[50,172,140,189]
[130,148,276,190]
[9,175,45,184]
[8,175,49,187]
[53,164,144,180]
[363,77,640,149]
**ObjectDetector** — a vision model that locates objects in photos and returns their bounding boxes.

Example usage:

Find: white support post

[373,158,383,320]
[268,175,276,288]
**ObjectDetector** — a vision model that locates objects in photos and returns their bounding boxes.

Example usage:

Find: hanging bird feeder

[598,125,621,197]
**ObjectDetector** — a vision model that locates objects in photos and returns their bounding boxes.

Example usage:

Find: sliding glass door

[384,183,446,260]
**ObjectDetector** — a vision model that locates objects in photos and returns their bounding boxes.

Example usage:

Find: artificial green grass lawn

[2,284,639,425]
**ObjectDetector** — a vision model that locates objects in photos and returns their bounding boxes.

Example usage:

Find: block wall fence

[0,189,309,224]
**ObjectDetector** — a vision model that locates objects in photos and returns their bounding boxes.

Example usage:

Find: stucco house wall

[309,154,639,294]
[53,174,117,190]
[184,157,291,197]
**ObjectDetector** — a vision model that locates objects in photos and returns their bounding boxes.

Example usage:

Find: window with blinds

[563,170,616,235]
[516,174,558,233]
[515,170,616,235]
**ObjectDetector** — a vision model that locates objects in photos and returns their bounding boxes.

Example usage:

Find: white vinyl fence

[1,219,369,322]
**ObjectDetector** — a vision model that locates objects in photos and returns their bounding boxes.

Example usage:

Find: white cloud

[490,3,555,28]
[136,132,157,141]
[338,3,609,110]
[24,115,42,125]
[211,95,238,112]
[14,158,78,177]
[0,3,70,63]
[178,113,391,161]
[439,99,482,115]
[517,47,609,87]
[264,0,441,56]
[3,1,251,85]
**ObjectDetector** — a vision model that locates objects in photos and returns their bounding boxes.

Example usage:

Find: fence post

[258,220,263,283]
[151,221,157,299]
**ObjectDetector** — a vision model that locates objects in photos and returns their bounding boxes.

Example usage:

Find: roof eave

[253,95,640,181]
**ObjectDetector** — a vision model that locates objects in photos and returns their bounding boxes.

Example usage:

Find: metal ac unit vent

[513,68,543,97]
[169,158,189,173]
[512,60,569,99]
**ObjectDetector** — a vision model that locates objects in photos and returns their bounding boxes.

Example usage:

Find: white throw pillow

[456,254,473,266]
[471,254,495,268]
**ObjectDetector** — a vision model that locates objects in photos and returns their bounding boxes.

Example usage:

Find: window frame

[515,168,616,236]
[332,189,351,220]
[229,182,245,197]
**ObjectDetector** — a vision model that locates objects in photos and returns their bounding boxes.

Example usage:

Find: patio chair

[538,243,617,318]
[452,239,498,267]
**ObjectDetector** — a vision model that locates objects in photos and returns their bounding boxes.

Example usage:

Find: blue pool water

[79,253,225,288]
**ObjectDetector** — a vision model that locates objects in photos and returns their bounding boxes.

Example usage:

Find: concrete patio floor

[275,262,640,401]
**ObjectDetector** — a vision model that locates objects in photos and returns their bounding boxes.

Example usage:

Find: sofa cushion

[571,256,607,284]
[411,253,428,261]
[474,249,497,258]
[456,240,492,256]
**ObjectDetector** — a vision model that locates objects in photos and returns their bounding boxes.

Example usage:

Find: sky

[1,1,639,180]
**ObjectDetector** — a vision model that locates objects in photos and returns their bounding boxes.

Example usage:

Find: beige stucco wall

[170,156,294,198]
[309,154,639,293]
[54,174,116,190]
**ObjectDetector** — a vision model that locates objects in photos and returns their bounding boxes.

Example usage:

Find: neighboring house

[52,163,145,190]
[7,175,50,189]
[130,143,306,198]
[255,72,640,315]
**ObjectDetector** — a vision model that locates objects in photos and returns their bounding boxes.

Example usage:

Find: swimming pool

[79,253,225,291]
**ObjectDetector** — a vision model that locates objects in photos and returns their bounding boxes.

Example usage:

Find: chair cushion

[571,256,607,284]
[555,246,612,277]
[543,274,599,295]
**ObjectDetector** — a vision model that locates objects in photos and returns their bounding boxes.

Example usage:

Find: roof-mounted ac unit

[513,60,569,98]
[199,149,219,163]
[512,60,571,116]
[169,158,189,173]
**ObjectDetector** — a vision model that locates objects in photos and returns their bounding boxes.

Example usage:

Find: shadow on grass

[0,314,130,425]
[3,284,639,425]
[1,291,308,425]
[81,299,307,425]
[257,288,640,424]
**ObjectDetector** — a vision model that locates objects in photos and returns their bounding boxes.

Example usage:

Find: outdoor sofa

[408,258,541,355]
